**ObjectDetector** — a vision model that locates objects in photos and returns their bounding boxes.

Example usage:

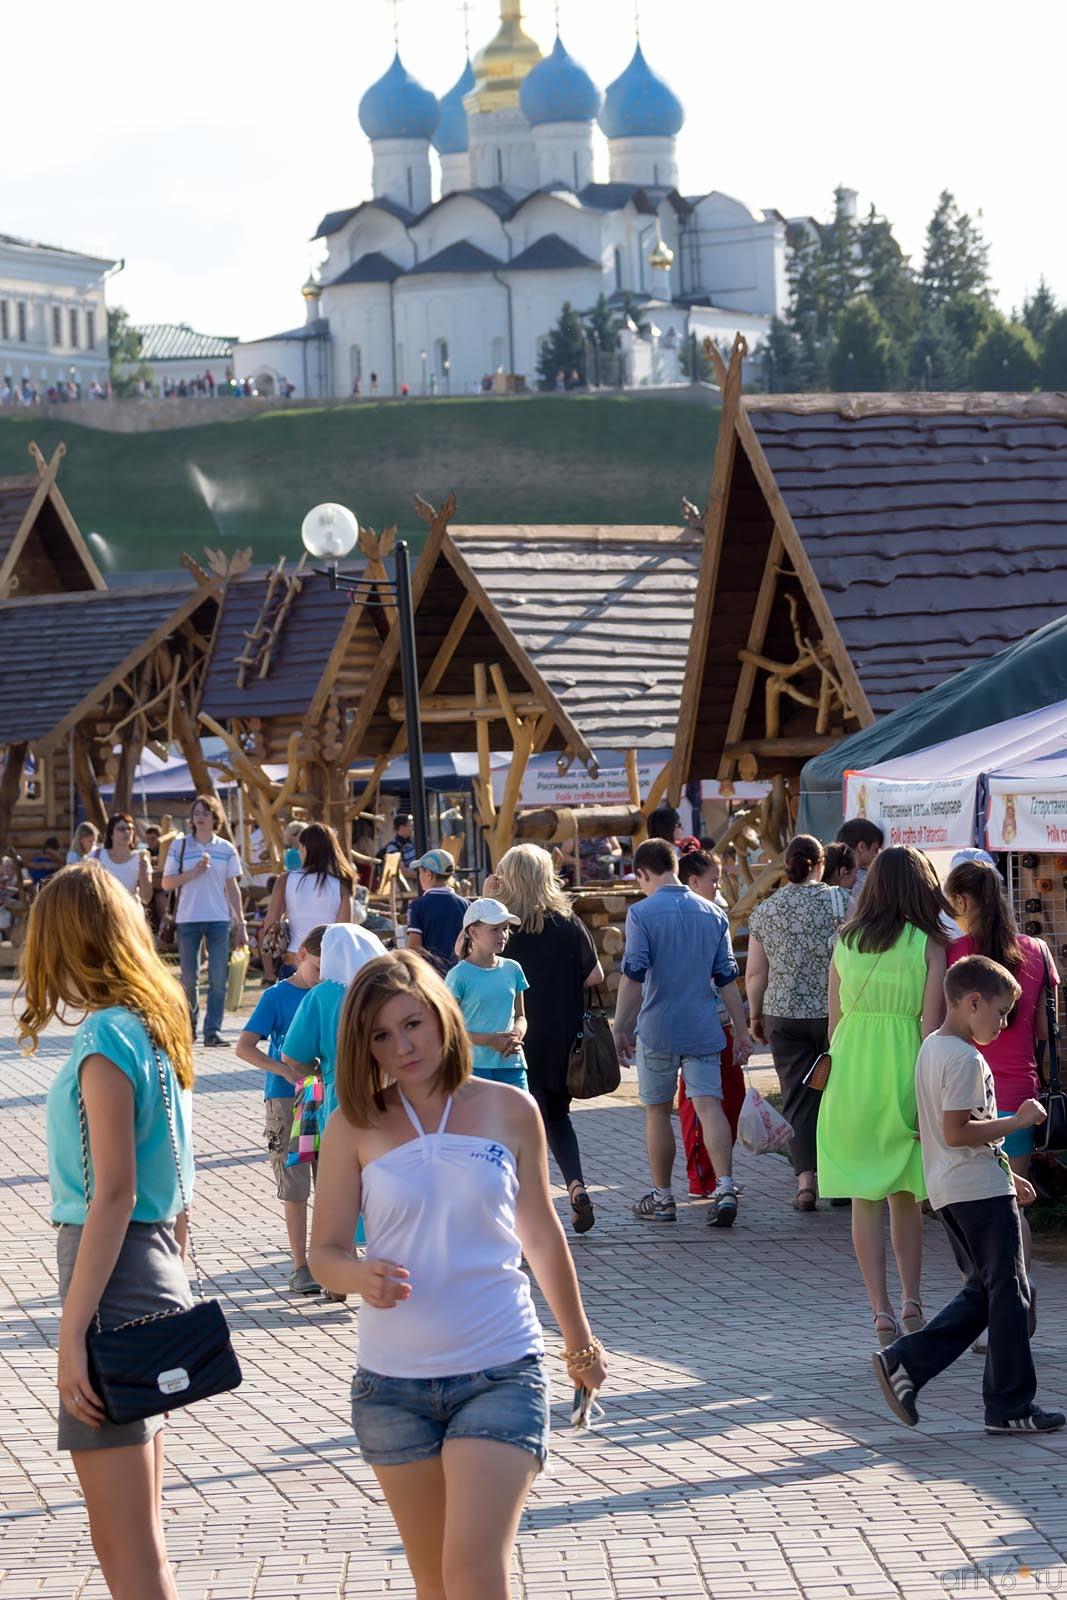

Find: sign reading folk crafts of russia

[986,779,1067,850]
[843,772,977,850]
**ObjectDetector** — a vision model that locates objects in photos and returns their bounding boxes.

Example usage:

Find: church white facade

[236,1,787,399]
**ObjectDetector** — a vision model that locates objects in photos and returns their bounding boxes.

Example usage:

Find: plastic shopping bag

[287,1075,323,1166]
[737,1083,793,1155]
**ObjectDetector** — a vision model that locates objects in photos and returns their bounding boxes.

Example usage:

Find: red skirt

[678,1025,744,1196]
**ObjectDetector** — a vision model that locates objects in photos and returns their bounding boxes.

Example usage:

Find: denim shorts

[636,1039,722,1105]
[350,1352,549,1468]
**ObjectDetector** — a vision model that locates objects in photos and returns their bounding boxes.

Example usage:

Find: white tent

[842,699,1067,852]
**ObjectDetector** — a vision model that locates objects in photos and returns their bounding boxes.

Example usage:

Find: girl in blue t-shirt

[23,861,195,1594]
[235,925,324,1295]
[446,897,530,1089]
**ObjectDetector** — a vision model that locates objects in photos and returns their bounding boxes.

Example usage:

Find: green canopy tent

[798,612,1067,840]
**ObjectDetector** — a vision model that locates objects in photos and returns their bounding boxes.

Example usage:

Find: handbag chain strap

[1041,951,1062,1094]
[76,1012,205,1335]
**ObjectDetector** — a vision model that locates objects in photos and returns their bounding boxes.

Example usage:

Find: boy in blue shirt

[236,925,324,1293]
[405,848,468,972]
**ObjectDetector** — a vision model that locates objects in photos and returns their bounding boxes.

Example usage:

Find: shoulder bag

[803,946,884,1092]
[78,1022,242,1425]
[567,988,621,1100]
[260,874,291,965]
[1034,953,1067,1154]
[157,836,185,949]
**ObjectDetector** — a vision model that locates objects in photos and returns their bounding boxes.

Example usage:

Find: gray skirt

[56,1221,193,1451]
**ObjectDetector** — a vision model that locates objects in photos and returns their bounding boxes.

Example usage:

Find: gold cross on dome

[458,0,473,54]
[634,0,642,38]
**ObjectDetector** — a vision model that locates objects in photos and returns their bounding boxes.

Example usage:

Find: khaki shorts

[265,1097,315,1202]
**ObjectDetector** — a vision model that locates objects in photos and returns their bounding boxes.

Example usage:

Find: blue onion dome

[598,43,684,139]
[359,52,439,141]
[520,36,601,127]
[433,57,476,153]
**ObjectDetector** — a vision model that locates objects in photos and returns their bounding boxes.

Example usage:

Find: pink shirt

[947,934,1059,1111]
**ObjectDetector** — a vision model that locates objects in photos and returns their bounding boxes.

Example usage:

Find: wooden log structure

[512,806,643,844]
[0,742,28,848]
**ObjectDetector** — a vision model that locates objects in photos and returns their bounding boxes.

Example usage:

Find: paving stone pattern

[2,985,1067,1598]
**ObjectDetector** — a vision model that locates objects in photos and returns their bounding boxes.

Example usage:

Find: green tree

[828,299,894,390]
[761,316,804,391]
[858,206,919,360]
[108,305,152,396]
[920,190,991,309]
[581,292,622,354]
[1022,276,1058,350]
[943,291,996,355]
[784,225,830,387]
[679,333,715,382]
[907,306,968,389]
[536,301,586,390]
[968,319,1039,390]
[820,187,861,322]
[1040,310,1067,388]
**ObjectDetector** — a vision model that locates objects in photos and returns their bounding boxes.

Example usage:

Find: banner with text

[843,771,977,850]
[986,778,1067,851]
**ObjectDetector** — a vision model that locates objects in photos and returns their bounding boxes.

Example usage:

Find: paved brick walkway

[3,984,1067,1598]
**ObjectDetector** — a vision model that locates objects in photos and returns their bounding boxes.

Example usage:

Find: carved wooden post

[71,728,107,832]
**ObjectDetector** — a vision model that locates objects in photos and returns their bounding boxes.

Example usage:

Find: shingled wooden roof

[672,364,1067,789]
[0,582,216,749]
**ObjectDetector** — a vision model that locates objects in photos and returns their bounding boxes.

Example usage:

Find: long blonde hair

[335,950,471,1125]
[495,843,572,933]
[17,862,194,1087]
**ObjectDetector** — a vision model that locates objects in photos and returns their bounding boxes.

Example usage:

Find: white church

[236,1,788,399]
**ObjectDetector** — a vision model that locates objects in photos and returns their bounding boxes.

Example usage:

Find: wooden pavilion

[346,496,704,866]
[0,441,106,600]
[666,338,1067,909]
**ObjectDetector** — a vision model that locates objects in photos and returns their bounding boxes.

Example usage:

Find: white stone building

[0,233,118,396]
[237,1,789,398]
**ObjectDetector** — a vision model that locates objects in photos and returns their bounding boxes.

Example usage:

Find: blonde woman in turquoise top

[816,847,948,1348]
[23,861,195,1600]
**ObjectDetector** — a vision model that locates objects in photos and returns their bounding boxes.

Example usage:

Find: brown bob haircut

[190,792,227,831]
[335,950,472,1126]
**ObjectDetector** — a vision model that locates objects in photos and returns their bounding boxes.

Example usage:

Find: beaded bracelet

[562,1336,604,1372]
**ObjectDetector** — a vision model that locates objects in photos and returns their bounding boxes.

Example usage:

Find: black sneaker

[203,1032,229,1047]
[632,1191,676,1221]
[986,1406,1065,1435]
[872,1349,919,1426]
[707,1187,738,1228]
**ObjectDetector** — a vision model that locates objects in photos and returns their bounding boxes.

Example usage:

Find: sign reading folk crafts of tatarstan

[842,772,977,850]
[986,778,1067,850]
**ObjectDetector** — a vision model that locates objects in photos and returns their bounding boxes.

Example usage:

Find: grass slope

[0,395,718,573]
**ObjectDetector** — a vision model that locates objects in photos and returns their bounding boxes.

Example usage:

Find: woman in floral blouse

[746,835,847,1211]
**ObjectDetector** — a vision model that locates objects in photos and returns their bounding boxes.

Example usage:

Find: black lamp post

[301,504,428,852]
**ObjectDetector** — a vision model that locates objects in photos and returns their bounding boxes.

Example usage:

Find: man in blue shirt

[614,838,754,1227]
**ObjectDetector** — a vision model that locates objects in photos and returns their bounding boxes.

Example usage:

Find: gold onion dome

[649,236,675,272]
[302,274,322,300]
[465,0,543,114]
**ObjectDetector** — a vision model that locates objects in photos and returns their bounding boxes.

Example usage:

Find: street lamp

[300,502,428,852]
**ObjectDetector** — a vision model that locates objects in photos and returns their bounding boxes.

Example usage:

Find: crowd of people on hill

[17,793,1066,1597]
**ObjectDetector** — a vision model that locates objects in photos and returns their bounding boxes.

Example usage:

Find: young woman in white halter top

[310,950,606,1600]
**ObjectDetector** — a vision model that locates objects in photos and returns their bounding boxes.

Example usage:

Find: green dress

[816,923,928,1202]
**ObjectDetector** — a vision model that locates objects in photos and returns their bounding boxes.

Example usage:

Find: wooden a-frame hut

[671,337,1067,818]
[347,497,703,865]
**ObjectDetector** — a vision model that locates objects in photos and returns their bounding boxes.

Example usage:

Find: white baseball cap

[462,896,520,929]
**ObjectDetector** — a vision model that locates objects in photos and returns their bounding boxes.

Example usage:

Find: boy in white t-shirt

[874,954,1064,1435]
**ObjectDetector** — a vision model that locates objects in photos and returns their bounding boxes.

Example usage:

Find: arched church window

[614,248,623,291]
[434,339,449,377]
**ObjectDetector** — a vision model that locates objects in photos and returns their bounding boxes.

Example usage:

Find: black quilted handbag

[78,1026,242,1425]
[566,989,621,1100]
[1034,954,1067,1155]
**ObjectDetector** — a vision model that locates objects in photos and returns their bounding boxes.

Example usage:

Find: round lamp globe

[301,502,359,559]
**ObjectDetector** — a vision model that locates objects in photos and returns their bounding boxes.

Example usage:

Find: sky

[9,0,1064,340]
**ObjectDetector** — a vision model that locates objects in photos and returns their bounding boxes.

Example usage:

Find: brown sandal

[792,1188,817,1212]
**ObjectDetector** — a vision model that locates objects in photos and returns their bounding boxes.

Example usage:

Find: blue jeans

[177,920,230,1039]
[350,1353,549,1467]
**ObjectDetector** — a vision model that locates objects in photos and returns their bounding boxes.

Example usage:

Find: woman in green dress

[817,847,949,1347]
